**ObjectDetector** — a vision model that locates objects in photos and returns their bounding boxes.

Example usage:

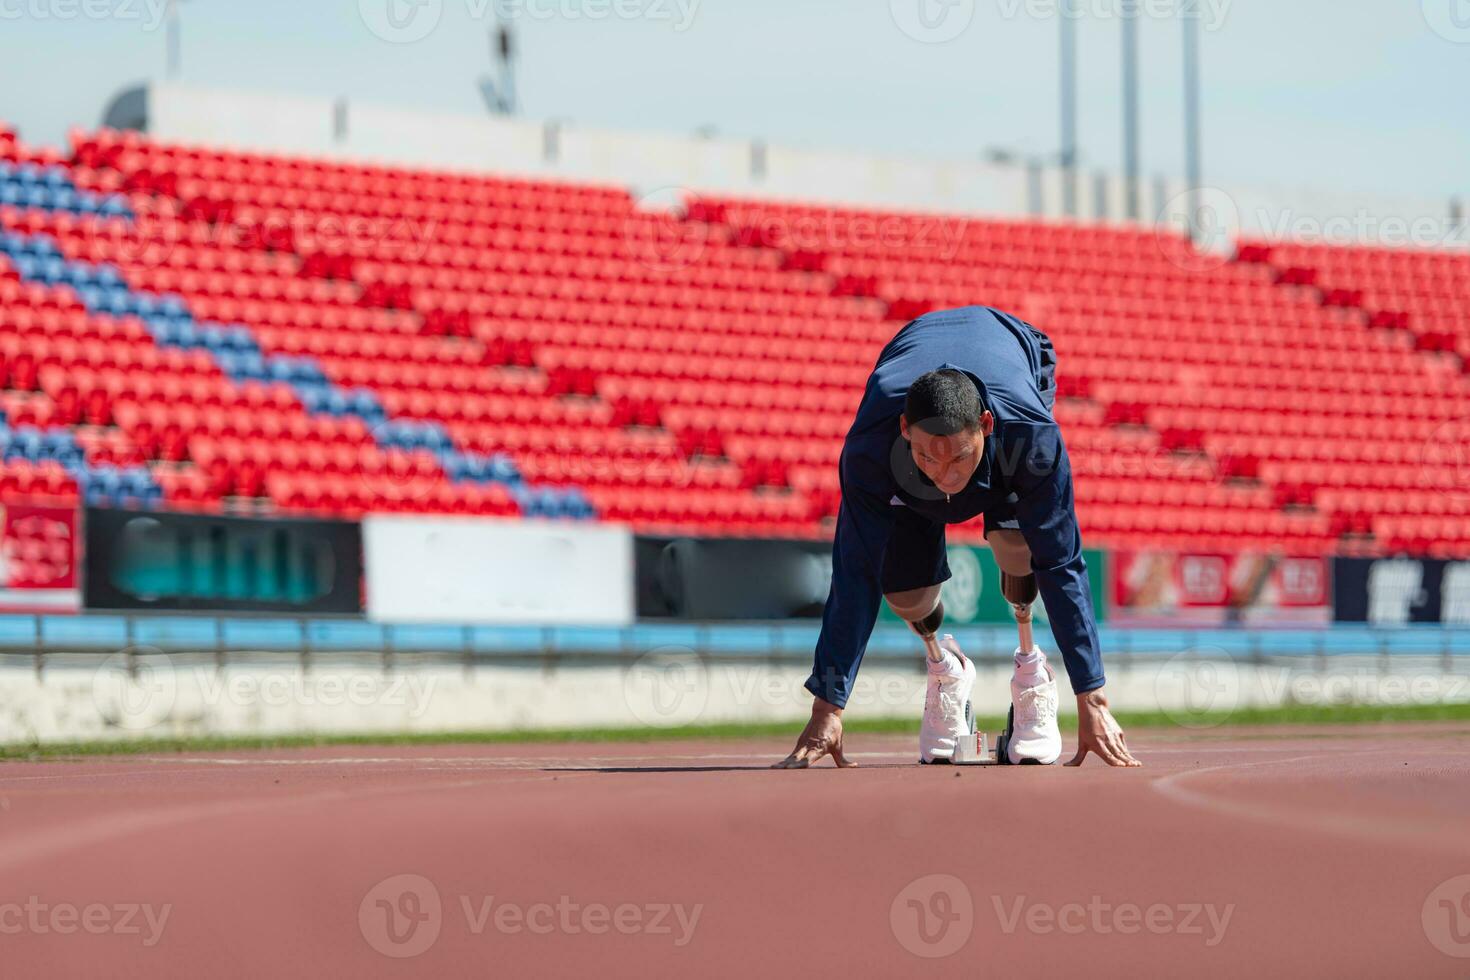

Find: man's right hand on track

[772,697,856,769]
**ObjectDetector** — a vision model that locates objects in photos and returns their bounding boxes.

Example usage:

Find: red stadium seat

[0,123,1462,552]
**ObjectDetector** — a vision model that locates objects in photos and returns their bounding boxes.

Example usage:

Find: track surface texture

[2,725,1469,978]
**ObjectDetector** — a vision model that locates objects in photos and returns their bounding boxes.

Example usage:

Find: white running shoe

[919,635,976,764]
[1007,648,1062,765]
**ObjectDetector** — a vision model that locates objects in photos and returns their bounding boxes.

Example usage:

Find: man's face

[900,414,992,495]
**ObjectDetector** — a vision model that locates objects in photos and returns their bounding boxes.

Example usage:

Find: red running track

[1,725,1468,978]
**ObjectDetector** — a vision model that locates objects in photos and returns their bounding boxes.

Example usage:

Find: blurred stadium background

[0,0,1467,743]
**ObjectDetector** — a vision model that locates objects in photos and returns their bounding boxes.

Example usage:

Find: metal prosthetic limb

[906,601,947,663]
[1001,571,1038,652]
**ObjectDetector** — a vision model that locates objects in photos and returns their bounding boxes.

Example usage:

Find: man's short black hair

[904,369,984,436]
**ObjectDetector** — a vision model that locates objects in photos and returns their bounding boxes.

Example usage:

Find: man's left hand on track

[773,697,857,769]
[1065,688,1142,767]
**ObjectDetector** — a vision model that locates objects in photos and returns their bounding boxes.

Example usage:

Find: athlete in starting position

[774,305,1141,769]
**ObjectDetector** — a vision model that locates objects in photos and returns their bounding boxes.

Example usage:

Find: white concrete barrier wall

[2,654,1465,745]
[148,84,341,157]
[132,83,1464,245]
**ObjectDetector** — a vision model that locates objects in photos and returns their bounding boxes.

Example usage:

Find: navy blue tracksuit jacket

[805,306,1106,708]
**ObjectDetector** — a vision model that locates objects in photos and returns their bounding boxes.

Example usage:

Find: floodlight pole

[1183,4,1204,242]
[166,0,184,80]
[1121,0,1141,221]
[496,20,518,114]
[1060,7,1078,218]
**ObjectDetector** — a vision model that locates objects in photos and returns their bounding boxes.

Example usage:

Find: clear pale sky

[1,0,1466,198]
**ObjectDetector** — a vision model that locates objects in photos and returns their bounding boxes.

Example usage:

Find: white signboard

[364,517,633,626]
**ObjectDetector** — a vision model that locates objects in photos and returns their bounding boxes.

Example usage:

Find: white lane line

[0,767,238,783]
[0,744,1301,780]
[0,771,583,874]
[145,745,1293,765]
[127,753,922,767]
[1150,751,1470,855]
[0,754,782,777]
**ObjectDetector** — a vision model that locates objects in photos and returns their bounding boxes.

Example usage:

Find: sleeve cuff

[1069,674,1106,696]
[804,674,849,710]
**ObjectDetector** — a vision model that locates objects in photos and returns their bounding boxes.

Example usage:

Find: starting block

[952,705,1015,766]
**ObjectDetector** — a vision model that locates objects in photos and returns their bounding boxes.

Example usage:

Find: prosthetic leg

[905,601,948,664]
[912,600,983,764]
[998,570,1062,765]
[1002,571,1039,653]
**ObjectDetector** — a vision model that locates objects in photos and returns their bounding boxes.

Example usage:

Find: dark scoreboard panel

[84,508,362,614]
[633,535,832,620]
[1332,557,1469,625]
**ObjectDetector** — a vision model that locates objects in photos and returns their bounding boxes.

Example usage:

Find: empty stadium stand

[0,123,1466,555]
[1235,238,1470,557]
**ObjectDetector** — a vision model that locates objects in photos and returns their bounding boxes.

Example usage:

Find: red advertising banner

[1112,552,1329,625]
[0,502,80,612]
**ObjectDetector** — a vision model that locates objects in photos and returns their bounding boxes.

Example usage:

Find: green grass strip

[1,701,1467,760]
